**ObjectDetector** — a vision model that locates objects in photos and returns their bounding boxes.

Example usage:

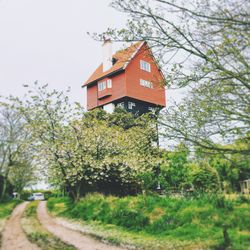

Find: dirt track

[1,202,40,250]
[37,201,123,250]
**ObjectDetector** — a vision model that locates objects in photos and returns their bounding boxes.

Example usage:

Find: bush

[236,195,250,204]
[25,201,38,217]
[112,207,149,230]
[148,214,179,233]
[47,197,72,214]
[20,190,33,200]
[188,162,221,193]
[21,190,54,200]
[0,200,20,218]
[213,196,233,211]
[66,194,149,230]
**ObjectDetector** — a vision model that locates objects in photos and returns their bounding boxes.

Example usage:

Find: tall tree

[0,103,33,199]
[11,83,81,200]
[8,160,36,194]
[100,0,250,155]
[12,83,159,200]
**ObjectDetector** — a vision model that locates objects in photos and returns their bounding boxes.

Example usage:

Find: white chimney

[102,38,113,72]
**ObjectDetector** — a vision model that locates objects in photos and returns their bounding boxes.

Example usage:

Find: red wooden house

[82,40,166,114]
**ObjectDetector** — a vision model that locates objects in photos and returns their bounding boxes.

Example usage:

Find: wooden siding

[87,73,126,110]
[125,43,166,107]
[87,84,98,110]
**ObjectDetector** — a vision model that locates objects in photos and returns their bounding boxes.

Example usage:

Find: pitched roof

[83,41,145,86]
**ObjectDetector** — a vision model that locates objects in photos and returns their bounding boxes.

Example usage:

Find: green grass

[0,200,20,247]
[21,201,75,250]
[0,200,20,219]
[47,194,250,250]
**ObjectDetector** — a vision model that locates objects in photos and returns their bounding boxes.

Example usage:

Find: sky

[0,0,182,107]
[0,0,128,103]
[0,0,182,190]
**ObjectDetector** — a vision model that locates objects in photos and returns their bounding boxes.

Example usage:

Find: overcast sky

[0,0,128,103]
[0,0,183,111]
[0,1,182,189]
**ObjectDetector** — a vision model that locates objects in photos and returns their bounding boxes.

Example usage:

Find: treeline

[1,84,159,200]
[154,143,250,194]
[1,83,249,201]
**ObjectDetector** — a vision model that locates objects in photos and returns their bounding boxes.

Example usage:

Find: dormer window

[98,81,106,91]
[140,60,151,72]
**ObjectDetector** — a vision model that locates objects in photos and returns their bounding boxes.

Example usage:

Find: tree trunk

[0,177,8,201]
[68,182,82,202]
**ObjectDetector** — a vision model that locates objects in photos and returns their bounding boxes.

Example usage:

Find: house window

[98,81,106,91]
[117,102,125,109]
[140,79,153,89]
[140,60,151,72]
[128,101,136,110]
[107,79,112,88]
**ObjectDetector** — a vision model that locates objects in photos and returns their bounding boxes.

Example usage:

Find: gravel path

[37,201,123,250]
[1,202,40,250]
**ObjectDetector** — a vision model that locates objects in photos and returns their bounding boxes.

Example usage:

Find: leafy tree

[73,108,159,196]
[187,161,221,193]
[160,144,190,191]
[99,0,250,155]
[11,83,160,200]
[108,107,138,129]
[8,160,36,194]
[195,135,250,192]
[0,103,33,200]
[8,83,81,200]
[209,156,238,193]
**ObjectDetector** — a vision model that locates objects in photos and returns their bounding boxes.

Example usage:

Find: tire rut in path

[37,201,123,250]
[1,202,40,250]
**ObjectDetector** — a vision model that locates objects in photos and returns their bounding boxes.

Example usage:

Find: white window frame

[98,81,106,91]
[107,79,112,88]
[128,101,136,110]
[140,79,153,89]
[140,60,151,72]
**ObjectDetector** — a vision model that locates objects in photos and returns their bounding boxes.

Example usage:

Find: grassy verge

[0,200,21,247]
[21,201,75,250]
[48,194,250,249]
[48,215,207,249]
